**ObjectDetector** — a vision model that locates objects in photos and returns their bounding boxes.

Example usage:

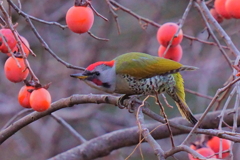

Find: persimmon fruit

[156,22,183,47]
[158,45,182,62]
[0,29,17,53]
[206,136,230,158]
[30,88,51,112]
[226,0,240,19]
[214,0,231,19]
[188,147,216,160]
[4,57,29,83]
[66,6,94,33]
[18,86,35,108]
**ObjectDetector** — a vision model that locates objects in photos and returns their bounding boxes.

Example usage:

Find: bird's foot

[117,95,141,113]
[118,94,130,109]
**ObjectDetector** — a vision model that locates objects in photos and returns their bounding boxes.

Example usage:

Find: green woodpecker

[71,52,198,125]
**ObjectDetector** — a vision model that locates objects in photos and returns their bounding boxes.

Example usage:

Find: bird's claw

[117,95,139,113]
[117,94,130,109]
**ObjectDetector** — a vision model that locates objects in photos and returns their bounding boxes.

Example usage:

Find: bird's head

[70,60,116,93]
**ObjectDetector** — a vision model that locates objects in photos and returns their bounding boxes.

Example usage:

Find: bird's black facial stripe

[102,82,111,88]
[83,71,100,76]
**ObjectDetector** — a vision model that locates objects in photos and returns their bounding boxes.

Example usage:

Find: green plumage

[115,52,183,78]
[114,52,198,124]
[172,73,185,101]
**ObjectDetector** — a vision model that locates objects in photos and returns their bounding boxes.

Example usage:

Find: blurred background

[0,0,240,159]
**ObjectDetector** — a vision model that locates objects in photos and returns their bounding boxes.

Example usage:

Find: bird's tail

[169,73,198,125]
[162,65,198,76]
[179,65,198,72]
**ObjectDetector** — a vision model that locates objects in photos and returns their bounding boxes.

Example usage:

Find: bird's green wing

[115,52,183,79]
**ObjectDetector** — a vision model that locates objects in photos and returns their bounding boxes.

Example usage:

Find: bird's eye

[95,72,100,76]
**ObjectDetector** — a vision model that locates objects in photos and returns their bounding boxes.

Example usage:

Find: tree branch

[0,93,239,159]
[48,106,240,160]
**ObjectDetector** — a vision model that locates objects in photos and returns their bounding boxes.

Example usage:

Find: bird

[71,52,198,125]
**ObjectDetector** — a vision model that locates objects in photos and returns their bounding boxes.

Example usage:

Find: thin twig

[161,94,173,108]
[195,2,232,68]
[135,99,165,160]
[162,0,193,56]
[87,0,108,22]
[7,0,66,29]
[109,0,160,28]
[51,113,87,144]
[218,87,236,129]
[218,86,236,158]
[185,88,213,100]
[0,3,40,82]
[125,122,167,160]
[182,77,240,145]
[135,96,149,160]
[154,91,175,147]
[1,109,32,130]
[6,0,85,71]
[184,34,230,49]
[196,0,240,56]
[105,0,121,34]
[87,31,109,41]
[164,145,206,160]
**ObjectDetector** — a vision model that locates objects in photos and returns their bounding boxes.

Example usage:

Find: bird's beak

[70,73,88,80]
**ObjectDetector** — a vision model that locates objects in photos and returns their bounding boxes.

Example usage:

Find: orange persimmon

[0,29,17,53]
[156,22,183,47]
[158,45,183,62]
[66,6,94,34]
[18,85,35,108]
[30,88,51,112]
[4,57,29,83]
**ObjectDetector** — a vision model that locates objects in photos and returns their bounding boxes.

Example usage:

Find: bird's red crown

[86,60,115,71]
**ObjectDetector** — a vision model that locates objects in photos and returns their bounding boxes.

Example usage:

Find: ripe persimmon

[226,0,240,19]
[156,22,183,47]
[4,57,29,83]
[158,45,182,62]
[30,88,51,112]
[66,6,94,34]
[7,36,30,57]
[0,29,17,53]
[206,136,230,158]
[210,8,224,23]
[18,85,35,108]
[214,0,231,19]
[188,147,216,160]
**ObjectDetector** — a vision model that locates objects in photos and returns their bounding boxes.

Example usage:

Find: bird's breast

[114,74,176,95]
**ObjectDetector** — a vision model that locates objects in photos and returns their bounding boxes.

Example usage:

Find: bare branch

[105,0,121,34]
[87,31,109,41]
[87,0,108,22]
[182,77,240,144]
[195,0,240,56]
[51,113,87,144]
[109,0,160,28]
[0,109,32,130]
[185,88,213,100]
[6,0,85,71]
[154,92,175,147]
[194,2,232,68]
[48,104,240,160]
[136,106,165,160]
[0,93,239,159]
[6,0,66,29]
